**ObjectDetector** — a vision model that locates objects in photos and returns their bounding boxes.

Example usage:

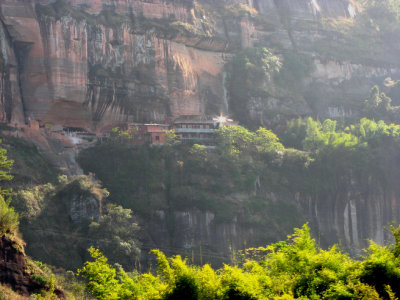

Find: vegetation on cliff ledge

[0,139,17,237]
[12,174,141,271]
[0,141,69,299]
[79,117,400,220]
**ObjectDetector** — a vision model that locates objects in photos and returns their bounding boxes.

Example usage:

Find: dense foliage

[279,117,400,196]
[78,224,400,299]
[75,117,400,263]
[89,203,141,268]
[80,117,400,220]
[0,196,19,236]
[78,126,305,253]
[12,174,140,270]
[5,115,400,292]
[362,85,400,122]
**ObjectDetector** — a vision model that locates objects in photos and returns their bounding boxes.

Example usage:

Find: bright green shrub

[31,274,48,287]
[77,247,122,299]
[0,196,19,235]
[359,242,400,299]
[220,265,264,299]
[77,224,400,299]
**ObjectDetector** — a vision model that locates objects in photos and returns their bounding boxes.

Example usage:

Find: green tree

[165,130,180,147]
[280,118,308,149]
[78,247,122,299]
[0,142,13,183]
[254,127,284,154]
[0,196,19,235]
[215,125,256,157]
[362,85,400,122]
[215,125,283,157]
[89,203,141,270]
[359,241,400,299]
[0,140,17,236]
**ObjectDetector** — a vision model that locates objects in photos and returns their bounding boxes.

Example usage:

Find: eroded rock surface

[0,0,369,131]
[0,235,65,297]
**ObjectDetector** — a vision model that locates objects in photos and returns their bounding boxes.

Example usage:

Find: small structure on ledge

[128,123,170,145]
[99,115,238,146]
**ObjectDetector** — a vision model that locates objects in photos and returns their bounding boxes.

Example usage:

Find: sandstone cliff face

[139,177,400,264]
[0,0,367,132]
[0,0,231,130]
[0,16,25,124]
[297,183,400,251]
[142,209,259,265]
[255,0,357,20]
[253,60,400,126]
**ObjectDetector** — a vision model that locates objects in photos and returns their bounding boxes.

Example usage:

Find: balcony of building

[175,128,215,133]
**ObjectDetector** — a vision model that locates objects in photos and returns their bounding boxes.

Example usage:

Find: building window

[155,136,160,141]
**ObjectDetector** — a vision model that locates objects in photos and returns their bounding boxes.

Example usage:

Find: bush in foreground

[78,224,400,299]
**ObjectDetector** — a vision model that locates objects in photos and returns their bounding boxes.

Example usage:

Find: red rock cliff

[0,0,357,131]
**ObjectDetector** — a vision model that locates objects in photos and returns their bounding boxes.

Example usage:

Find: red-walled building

[129,123,170,145]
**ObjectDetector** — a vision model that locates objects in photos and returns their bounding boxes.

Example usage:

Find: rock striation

[0,0,231,130]
[0,0,371,132]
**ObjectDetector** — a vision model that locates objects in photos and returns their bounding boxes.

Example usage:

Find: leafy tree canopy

[78,223,400,299]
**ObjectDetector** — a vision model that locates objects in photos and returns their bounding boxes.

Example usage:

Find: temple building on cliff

[173,115,237,143]
[100,115,238,145]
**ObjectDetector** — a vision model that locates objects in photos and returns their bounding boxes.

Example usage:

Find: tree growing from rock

[0,140,18,236]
